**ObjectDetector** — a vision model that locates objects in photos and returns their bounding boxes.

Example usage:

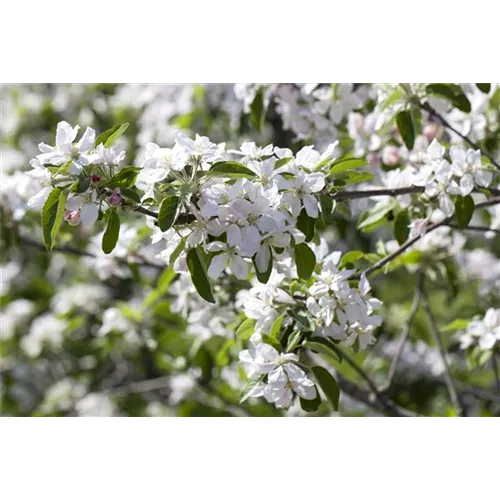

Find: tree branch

[380,270,424,392]
[356,196,500,279]
[422,285,466,416]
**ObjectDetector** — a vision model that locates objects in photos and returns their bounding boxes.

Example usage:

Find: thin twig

[356,196,500,279]
[421,101,500,171]
[326,343,413,416]
[380,271,424,392]
[422,285,466,416]
[448,224,500,234]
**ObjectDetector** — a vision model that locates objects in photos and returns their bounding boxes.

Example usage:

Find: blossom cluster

[459,309,500,352]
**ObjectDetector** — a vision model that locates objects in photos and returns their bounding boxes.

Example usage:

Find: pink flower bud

[367,152,381,167]
[382,146,400,166]
[91,175,101,183]
[409,219,427,238]
[423,124,437,142]
[109,188,122,206]
[64,210,80,226]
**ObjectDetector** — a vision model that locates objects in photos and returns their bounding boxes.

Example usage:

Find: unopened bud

[91,175,101,183]
[423,124,437,142]
[109,187,122,206]
[64,210,80,226]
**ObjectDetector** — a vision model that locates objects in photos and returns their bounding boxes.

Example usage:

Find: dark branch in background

[492,352,500,394]
[447,224,500,234]
[20,236,164,270]
[421,101,500,171]
[422,285,466,417]
[324,343,416,416]
[380,270,424,392]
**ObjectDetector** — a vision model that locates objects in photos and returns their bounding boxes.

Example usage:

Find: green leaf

[102,209,120,254]
[286,330,302,353]
[380,87,404,111]
[207,161,257,179]
[319,194,335,224]
[269,314,285,340]
[71,175,90,193]
[294,243,316,280]
[105,123,129,146]
[95,123,129,147]
[342,171,374,185]
[186,247,215,303]
[476,83,491,94]
[358,200,397,231]
[169,237,186,267]
[262,334,282,351]
[276,157,292,168]
[41,188,67,250]
[250,87,265,132]
[410,106,422,137]
[240,376,264,403]
[396,110,415,150]
[296,208,316,242]
[454,195,474,229]
[329,157,366,175]
[300,392,322,413]
[252,250,273,284]
[105,166,141,188]
[335,201,351,220]
[236,318,255,340]
[119,187,142,204]
[158,195,181,231]
[393,209,410,245]
[312,366,340,411]
[304,337,342,363]
[426,84,471,113]
[340,250,365,267]
[442,318,470,332]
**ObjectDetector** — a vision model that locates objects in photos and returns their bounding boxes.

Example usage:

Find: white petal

[80,203,99,228]
[229,255,249,280]
[255,244,271,273]
[56,121,78,148]
[77,127,96,152]
[207,254,227,279]
[303,194,319,218]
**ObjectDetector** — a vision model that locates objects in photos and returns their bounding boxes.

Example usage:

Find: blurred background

[2,83,500,416]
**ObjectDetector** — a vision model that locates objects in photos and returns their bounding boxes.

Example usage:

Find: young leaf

[312,366,340,411]
[102,209,120,254]
[236,318,255,340]
[269,314,285,340]
[396,110,415,150]
[158,195,180,232]
[105,123,129,147]
[294,243,316,280]
[250,87,265,132]
[454,195,474,229]
[296,208,316,242]
[41,188,67,250]
[442,318,470,332]
[329,158,366,175]
[393,209,410,245]
[208,161,257,179]
[303,337,342,363]
[169,236,187,267]
[186,247,215,303]
[95,123,129,147]
[319,194,335,224]
[240,376,264,403]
